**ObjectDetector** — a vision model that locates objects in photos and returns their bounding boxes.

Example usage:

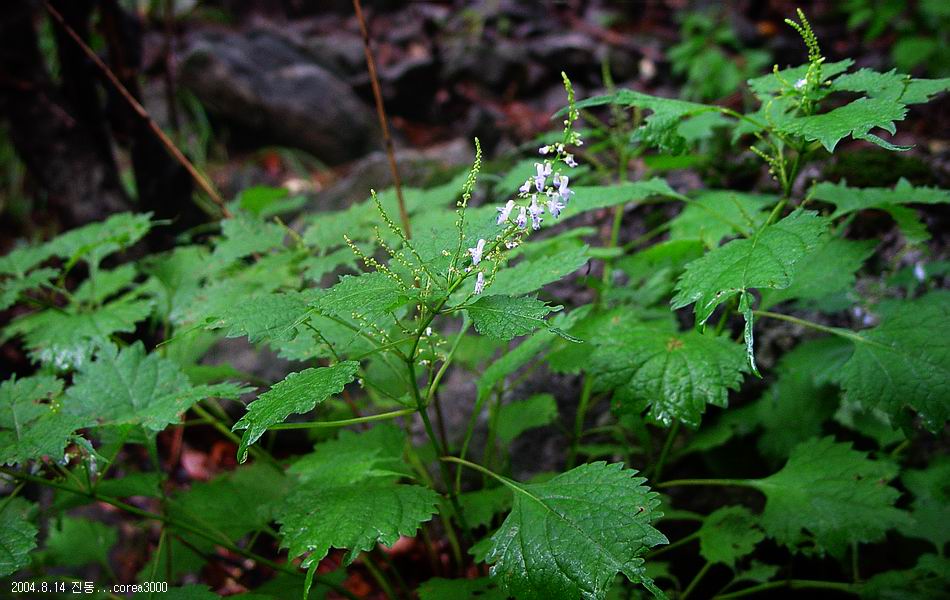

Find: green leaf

[673,210,828,324]
[698,506,764,567]
[276,481,438,567]
[567,179,687,216]
[0,244,56,277]
[0,375,83,466]
[481,462,667,600]
[669,191,773,248]
[459,486,512,530]
[0,268,58,310]
[312,272,413,319]
[65,342,247,431]
[838,291,950,430]
[43,516,116,568]
[72,264,138,305]
[747,60,854,99]
[232,361,359,462]
[860,554,950,600]
[467,295,558,341]
[495,394,558,444]
[287,424,411,486]
[212,214,286,263]
[48,212,152,268]
[487,246,589,298]
[812,178,950,219]
[418,577,508,600]
[901,77,950,104]
[898,458,950,553]
[203,290,315,344]
[830,68,910,101]
[749,437,911,556]
[611,240,705,307]
[0,497,37,577]
[5,296,153,370]
[590,324,747,428]
[760,238,875,309]
[778,97,909,151]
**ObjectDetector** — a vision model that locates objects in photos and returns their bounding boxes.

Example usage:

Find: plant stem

[269,408,415,430]
[191,404,282,471]
[441,456,509,488]
[0,467,358,600]
[567,376,595,468]
[657,478,755,489]
[682,561,712,600]
[352,0,410,237]
[752,310,875,346]
[361,553,397,600]
[646,530,699,559]
[713,579,859,599]
[651,421,680,483]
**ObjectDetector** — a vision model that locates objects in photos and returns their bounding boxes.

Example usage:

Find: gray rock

[179,28,379,163]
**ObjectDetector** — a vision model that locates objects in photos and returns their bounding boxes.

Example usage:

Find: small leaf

[467,295,559,341]
[212,213,286,263]
[0,375,83,466]
[312,272,413,319]
[287,424,411,486]
[481,462,667,600]
[898,458,950,553]
[495,394,559,444]
[750,437,911,556]
[0,268,58,310]
[459,487,512,530]
[698,506,764,568]
[0,497,37,577]
[232,362,359,462]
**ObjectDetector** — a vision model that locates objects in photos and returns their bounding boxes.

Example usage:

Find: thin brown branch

[352,0,411,238]
[42,0,230,218]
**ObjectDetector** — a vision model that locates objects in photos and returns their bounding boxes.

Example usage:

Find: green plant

[1,12,949,600]
[844,0,950,76]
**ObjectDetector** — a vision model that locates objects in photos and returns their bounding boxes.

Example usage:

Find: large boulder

[179,28,379,163]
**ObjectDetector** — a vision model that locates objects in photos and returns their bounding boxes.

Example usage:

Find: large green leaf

[212,213,286,263]
[481,462,667,600]
[0,375,83,466]
[669,191,772,248]
[467,295,559,341]
[202,290,316,344]
[65,342,246,432]
[0,268,58,310]
[418,577,508,600]
[287,424,411,485]
[312,272,414,319]
[47,212,152,268]
[698,506,764,568]
[749,437,911,556]
[276,481,438,567]
[0,497,37,577]
[837,291,950,431]
[232,361,359,462]
[899,458,950,554]
[759,238,875,309]
[590,323,747,428]
[778,97,909,151]
[487,246,589,297]
[812,178,950,219]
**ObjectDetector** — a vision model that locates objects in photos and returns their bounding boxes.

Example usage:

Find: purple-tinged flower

[539,145,551,155]
[564,154,577,168]
[496,199,515,225]
[468,238,486,266]
[528,195,544,230]
[534,162,552,192]
[556,174,573,202]
[519,179,532,195]
[474,271,485,294]
[546,197,565,218]
[516,206,528,229]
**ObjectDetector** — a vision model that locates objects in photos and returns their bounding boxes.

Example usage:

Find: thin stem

[752,310,875,346]
[651,421,680,483]
[352,0,410,237]
[682,561,712,600]
[658,478,755,489]
[191,404,282,471]
[567,376,595,469]
[647,530,699,560]
[269,408,415,430]
[441,456,509,488]
[714,579,859,599]
[361,553,397,600]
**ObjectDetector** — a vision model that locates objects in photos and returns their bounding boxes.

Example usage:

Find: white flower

[546,197,565,218]
[468,238,486,265]
[539,145,551,155]
[505,240,519,249]
[556,174,573,202]
[519,179,532,195]
[496,199,515,225]
[913,262,926,282]
[564,153,577,168]
[534,162,552,192]
[516,206,528,229]
[474,271,485,294]
[794,78,807,90]
[528,195,544,230]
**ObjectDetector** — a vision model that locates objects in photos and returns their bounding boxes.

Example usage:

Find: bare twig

[42,0,230,218]
[352,0,411,238]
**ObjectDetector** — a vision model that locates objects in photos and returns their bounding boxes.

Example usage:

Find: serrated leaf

[901,77,950,104]
[749,437,911,556]
[698,506,764,567]
[47,212,152,268]
[760,238,875,309]
[418,577,508,600]
[459,486,512,530]
[860,554,949,600]
[312,272,413,319]
[669,191,773,248]
[203,290,315,344]
[830,68,910,101]
[747,60,854,98]
[212,214,286,263]
[898,458,950,553]
[4,296,154,370]
[673,210,828,324]
[813,178,950,219]
[0,244,56,277]
[287,424,411,485]
[467,295,558,341]
[276,481,438,567]
[487,246,588,297]
[590,323,747,428]
[232,361,359,462]
[481,462,667,600]
[778,97,909,152]
[73,263,138,305]
[838,291,950,430]
[65,342,246,431]
[496,394,558,444]
[0,268,58,310]
[43,515,116,568]
[567,179,688,215]
[0,497,37,577]
[0,375,84,466]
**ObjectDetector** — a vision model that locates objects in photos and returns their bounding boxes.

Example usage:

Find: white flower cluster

[468,141,580,295]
